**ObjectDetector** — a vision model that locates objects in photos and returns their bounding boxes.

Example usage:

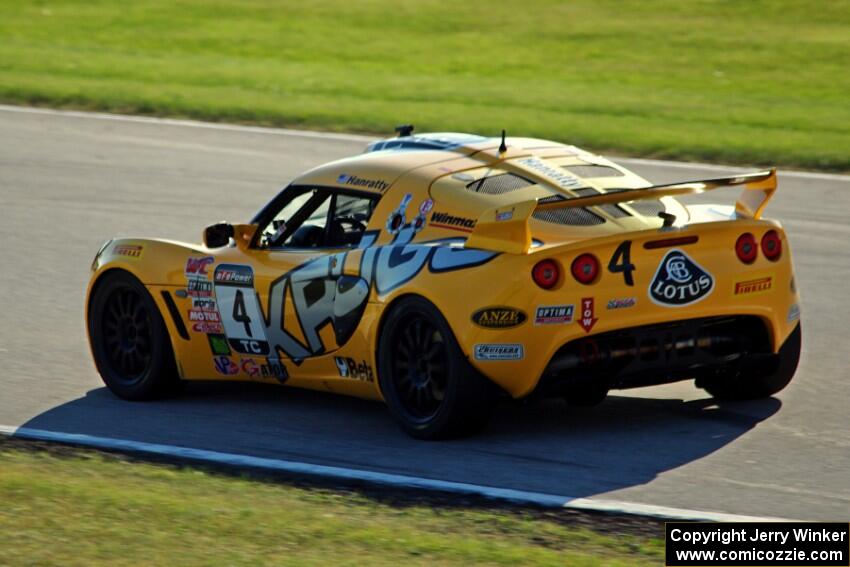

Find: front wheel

[88,271,182,400]
[702,324,801,400]
[377,296,495,440]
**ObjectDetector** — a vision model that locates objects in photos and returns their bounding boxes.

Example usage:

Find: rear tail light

[571,253,600,285]
[761,230,782,261]
[735,233,758,264]
[532,259,560,289]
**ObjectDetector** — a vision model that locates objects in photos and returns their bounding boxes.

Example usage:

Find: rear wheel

[378,296,495,439]
[702,324,801,400]
[88,271,181,400]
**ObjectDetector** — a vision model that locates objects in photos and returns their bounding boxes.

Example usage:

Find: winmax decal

[472,307,527,329]
[649,249,714,307]
[430,211,476,233]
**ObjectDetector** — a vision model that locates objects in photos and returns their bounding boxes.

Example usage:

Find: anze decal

[578,298,597,333]
[471,307,527,329]
[534,305,574,325]
[649,249,714,307]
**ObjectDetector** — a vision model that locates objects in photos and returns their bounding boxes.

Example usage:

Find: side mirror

[203,222,234,248]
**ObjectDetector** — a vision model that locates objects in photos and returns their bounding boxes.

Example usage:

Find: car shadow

[17,381,781,499]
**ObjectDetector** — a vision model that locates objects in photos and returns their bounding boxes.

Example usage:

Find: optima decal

[534,305,574,325]
[649,249,714,307]
[471,307,527,329]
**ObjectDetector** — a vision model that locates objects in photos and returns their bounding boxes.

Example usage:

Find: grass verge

[0,1,848,170]
[0,439,663,566]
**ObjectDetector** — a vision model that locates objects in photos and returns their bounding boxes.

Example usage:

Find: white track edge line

[0,424,793,523]
[0,104,847,182]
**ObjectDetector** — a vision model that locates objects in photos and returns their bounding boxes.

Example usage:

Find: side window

[325,193,376,247]
[258,188,376,249]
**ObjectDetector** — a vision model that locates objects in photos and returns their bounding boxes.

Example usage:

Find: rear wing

[465,169,777,254]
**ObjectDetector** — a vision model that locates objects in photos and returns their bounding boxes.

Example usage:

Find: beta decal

[240,357,288,382]
[471,307,527,329]
[474,344,524,361]
[734,276,773,296]
[113,244,143,258]
[207,334,231,356]
[648,249,714,307]
[534,305,574,325]
[430,211,476,232]
[578,298,598,333]
[336,173,390,192]
[607,297,636,310]
[213,356,239,376]
[185,256,214,278]
[334,357,374,382]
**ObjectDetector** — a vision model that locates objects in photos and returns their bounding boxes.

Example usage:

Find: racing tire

[378,296,495,440]
[88,271,182,401]
[702,324,801,401]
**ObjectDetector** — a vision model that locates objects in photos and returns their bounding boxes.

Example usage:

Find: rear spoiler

[465,169,777,254]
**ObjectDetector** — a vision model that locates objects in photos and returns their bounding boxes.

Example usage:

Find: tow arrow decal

[579,297,598,333]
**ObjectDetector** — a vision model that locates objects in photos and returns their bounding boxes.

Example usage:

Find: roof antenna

[395,124,414,138]
[498,129,507,153]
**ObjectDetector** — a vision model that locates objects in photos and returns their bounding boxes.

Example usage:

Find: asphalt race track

[1,106,848,521]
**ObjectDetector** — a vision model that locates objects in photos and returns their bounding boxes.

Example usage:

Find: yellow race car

[86,129,801,439]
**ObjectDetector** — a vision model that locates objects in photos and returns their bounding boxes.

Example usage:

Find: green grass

[0,446,662,566]
[0,1,848,170]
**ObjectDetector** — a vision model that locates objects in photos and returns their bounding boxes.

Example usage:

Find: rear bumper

[535,315,778,395]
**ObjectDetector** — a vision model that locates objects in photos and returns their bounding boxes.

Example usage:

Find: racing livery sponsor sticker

[334,357,374,382]
[386,193,413,235]
[213,355,239,376]
[429,211,476,232]
[606,297,636,310]
[578,298,598,333]
[207,333,231,356]
[113,244,143,258]
[649,249,714,307]
[733,275,773,296]
[240,357,288,382]
[471,307,527,329]
[188,309,220,322]
[187,279,213,297]
[213,264,270,355]
[185,256,214,279]
[193,321,223,334]
[474,344,524,361]
[534,305,574,325]
[336,173,390,192]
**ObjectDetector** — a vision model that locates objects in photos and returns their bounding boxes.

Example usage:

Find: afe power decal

[471,307,527,329]
[473,344,524,361]
[649,249,714,307]
[534,305,574,325]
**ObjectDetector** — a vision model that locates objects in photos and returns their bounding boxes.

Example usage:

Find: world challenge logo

[649,249,714,307]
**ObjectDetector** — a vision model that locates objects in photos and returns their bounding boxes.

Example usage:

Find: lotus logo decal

[649,249,714,307]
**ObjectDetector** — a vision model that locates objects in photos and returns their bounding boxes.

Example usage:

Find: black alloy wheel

[88,271,181,400]
[378,296,495,439]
